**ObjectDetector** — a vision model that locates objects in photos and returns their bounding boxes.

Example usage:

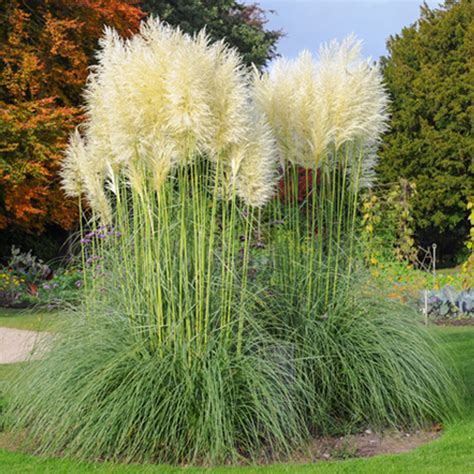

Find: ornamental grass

[6,19,460,465]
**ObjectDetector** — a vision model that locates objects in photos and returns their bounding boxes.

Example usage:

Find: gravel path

[0,327,50,364]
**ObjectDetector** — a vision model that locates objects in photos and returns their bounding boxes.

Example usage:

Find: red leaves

[1,0,144,234]
[278,167,321,203]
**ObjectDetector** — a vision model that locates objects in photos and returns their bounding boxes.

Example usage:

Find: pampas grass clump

[6,19,461,466]
[8,310,308,464]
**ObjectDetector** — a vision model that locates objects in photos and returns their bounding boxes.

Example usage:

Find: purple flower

[43,283,51,290]
[80,238,91,245]
[75,280,82,288]
[86,255,101,265]
[85,231,95,238]
[115,232,122,238]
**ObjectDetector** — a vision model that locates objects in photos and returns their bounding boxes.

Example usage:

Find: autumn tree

[378,0,473,261]
[0,0,144,257]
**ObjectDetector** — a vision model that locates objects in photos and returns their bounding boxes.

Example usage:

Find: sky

[248,0,441,61]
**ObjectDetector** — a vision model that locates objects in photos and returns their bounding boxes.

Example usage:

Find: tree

[0,1,144,255]
[140,0,282,68]
[378,0,473,262]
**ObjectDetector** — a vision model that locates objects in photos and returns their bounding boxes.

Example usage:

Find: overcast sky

[249,0,440,62]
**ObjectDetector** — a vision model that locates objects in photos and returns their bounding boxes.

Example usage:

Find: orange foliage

[0,0,144,233]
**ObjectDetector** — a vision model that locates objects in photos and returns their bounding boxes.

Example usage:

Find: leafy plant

[360,179,417,266]
[424,286,474,319]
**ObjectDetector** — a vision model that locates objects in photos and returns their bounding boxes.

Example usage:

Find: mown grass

[0,308,62,332]
[0,310,472,473]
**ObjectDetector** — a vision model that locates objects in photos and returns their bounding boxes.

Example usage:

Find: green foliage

[5,275,461,464]
[261,237,461,433]
[140,0,281,68]
[378,0,474,258]
[360,180,418,265]
[6,310,308,464]
[0,327,473,473]
[4,21,461,466]
[0,245,82,307]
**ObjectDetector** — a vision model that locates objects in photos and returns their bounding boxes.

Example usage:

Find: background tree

[378,0,473,264]
[0,1,144,259]
[140,0,282,68]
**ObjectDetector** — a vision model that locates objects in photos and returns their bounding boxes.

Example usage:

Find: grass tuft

[6,310,309,465]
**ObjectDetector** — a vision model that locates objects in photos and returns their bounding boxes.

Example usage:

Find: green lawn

[0,308,62,332]
[0,311,472,473]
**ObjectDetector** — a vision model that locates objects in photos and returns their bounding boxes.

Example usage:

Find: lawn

[0,312,472,473]
[0,308,62,332]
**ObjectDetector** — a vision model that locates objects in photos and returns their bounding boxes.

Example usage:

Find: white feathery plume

[235,113,279,207]
[203,40,249,160]
[162,29,214,157]
[317,35,389,152]
[138,137,178,192]
[291,50,334,168]
[252,60,300,166]
[84,27,128,170]
[80,141,112,225]
[63,17,280,210]
[252,35,389,187]
[119,20,176,165]
[60,129,85,198]
[62,130,112,224]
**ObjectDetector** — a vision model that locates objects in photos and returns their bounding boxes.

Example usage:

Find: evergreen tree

[140,0,282,68]
[379,0,473,261]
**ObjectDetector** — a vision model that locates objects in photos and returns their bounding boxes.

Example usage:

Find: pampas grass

[7,20,460,467]
[22,18,291,464]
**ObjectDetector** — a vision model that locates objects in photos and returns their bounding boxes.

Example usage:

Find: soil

[434,319,474,326]
[300,428,440,462]
[0,427,441,465]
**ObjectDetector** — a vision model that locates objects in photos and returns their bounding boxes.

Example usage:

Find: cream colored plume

[235,114,278,207]
[62,17,280,216]
[317,35,389,150]
[252,35,389,185]
[204,42,249,159]
[252,60,301,167]
[60,129,86,199]
[61,129,112,223]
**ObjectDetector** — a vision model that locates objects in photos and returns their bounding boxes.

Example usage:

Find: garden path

[0,327,50,364]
